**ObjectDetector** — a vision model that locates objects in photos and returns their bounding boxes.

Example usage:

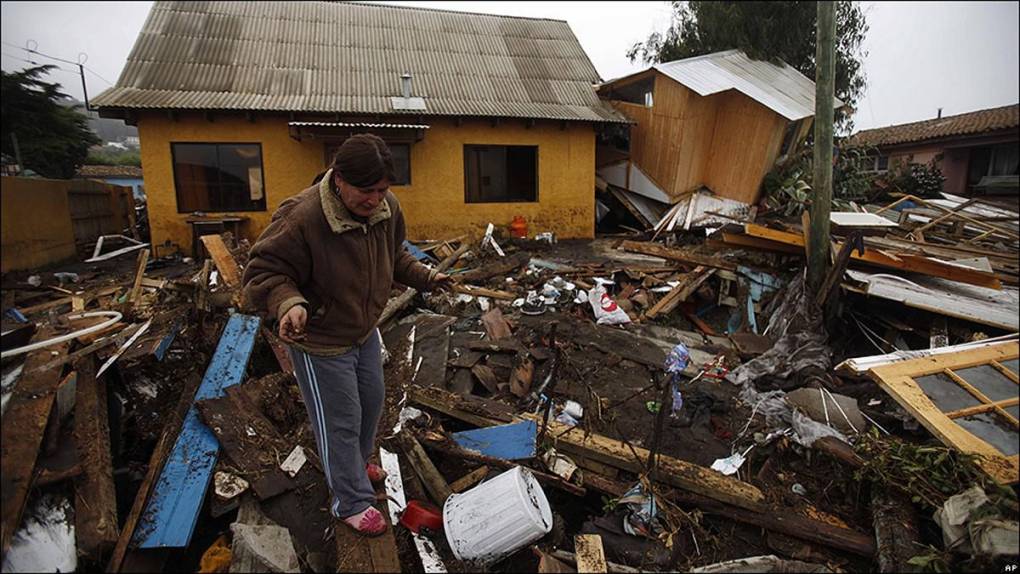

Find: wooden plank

[129,248,150,307]
[73,354,119,560]
[644,266,715,320]
[868,341,1019,484]
[107,371,204,572]
[743,224,1003,289]
[398,433,453,506]
[378,242,470,327]
[133,314,261,549]
[335,450,402,573]
[719,232,804,254]
[520,414,764,511]
[196,385,296,500]
[574,535,607,574]
[17,296,72,316]
[452,284,516,300]
[619,240,737,271]
[200,234,242,288]
[449,466,489,493]
[0,329,69,558]
[582,472,876,557]
[455,253,528,284]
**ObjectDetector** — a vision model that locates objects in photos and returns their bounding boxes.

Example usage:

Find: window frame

[463,144,539,204]
[171,142,267,214]
[868,341,1018,484]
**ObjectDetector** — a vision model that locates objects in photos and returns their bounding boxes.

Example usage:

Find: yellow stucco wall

[137,113,595,254]
[1,177,78,272]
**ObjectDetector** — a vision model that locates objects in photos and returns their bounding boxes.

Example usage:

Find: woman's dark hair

[331,133,394,188]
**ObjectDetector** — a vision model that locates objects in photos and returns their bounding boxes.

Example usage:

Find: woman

[243,134,449,536]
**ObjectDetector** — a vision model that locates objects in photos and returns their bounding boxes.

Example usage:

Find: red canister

[399,499,443,534]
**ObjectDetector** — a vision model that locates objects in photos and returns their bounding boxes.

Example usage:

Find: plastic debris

[664,343,690,416]
[589,280,630,325]
[535,232,556,244]
[279,446,307,478]
[619,482,664,539]
[26,275,41,287]
[53,272,80,284]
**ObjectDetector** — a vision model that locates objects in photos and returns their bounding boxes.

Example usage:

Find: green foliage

[888,160,945,198]
[760,142,881,215]
[762,164,812,217]
[87,148,142,167]
[853,430,1018,512]
[1,65,100,178]
[627,1,868,132]
[907,547,951,573]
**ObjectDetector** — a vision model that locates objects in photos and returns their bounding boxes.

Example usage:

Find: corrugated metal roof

[289,121,430,129]
[92,1,627,123]
[649,50,841,121]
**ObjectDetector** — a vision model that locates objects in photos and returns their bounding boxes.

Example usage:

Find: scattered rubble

[1,181,1017,572]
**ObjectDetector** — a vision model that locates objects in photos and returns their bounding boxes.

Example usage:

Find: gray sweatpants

[289,330,384,518]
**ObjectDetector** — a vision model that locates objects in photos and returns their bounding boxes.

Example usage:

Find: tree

[627,1,868,132]
[1,65,100,178]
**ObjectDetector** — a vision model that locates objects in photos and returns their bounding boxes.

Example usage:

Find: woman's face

[335,175,389,218]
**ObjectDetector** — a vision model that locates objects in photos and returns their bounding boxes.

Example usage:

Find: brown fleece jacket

[242,170,434,354]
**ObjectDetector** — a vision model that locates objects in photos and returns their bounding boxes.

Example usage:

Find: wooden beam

[199,234,242,288]
[643,267,715,320]
[73,354,119,560]
[574,535,607,573]
[129,248,150,307]
[742,224,1002,289]
[449,466,489,493]
[1,330,70,558]
[398,433,453,506]
[619,240,737,271]
[377,242,469,327]
[520,414,764,511]
[582,472,876,557]
[452,284,517,300]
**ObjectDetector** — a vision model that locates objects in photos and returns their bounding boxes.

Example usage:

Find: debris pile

[2,184,1018,572]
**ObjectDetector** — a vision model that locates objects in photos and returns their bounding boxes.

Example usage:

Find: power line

[84,66,114,86]
[1,51,80,75]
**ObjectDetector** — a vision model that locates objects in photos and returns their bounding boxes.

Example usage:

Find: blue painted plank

[452,420,537,460]
[133,313,261,549]
[153,318,183,361]
[403,240,430,262]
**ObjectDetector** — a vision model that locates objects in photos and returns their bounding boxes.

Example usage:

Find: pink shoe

[342,506,387,537]
[366,463,388,484]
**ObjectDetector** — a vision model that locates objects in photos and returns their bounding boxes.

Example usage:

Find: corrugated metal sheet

[92,1,627,123]
[289,121,430,129]
[652,50,841,121]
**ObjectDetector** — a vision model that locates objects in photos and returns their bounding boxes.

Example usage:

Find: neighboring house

[596,50,839,210]
[76,164,145,201]
[91,1,626,253]
[846,104,1019,196]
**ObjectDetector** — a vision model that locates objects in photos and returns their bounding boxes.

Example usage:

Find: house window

[968,143,1020,186]
[325,142,411,185]
[172,143,265,213]
[464,145,538,203]
[860,154,889,173]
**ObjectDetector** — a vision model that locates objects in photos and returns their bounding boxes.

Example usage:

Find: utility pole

[807,0,837,293]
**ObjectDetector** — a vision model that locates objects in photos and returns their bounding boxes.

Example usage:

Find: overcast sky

[2,1,1018,133]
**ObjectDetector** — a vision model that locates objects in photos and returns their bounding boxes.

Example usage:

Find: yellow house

[92,1,626,255]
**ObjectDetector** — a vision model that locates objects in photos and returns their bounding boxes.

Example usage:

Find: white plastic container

[442,466,552,564]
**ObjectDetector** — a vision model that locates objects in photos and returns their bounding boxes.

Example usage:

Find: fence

[1,176,137,273]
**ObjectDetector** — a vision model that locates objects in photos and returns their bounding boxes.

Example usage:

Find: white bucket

[442,466,552,564]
